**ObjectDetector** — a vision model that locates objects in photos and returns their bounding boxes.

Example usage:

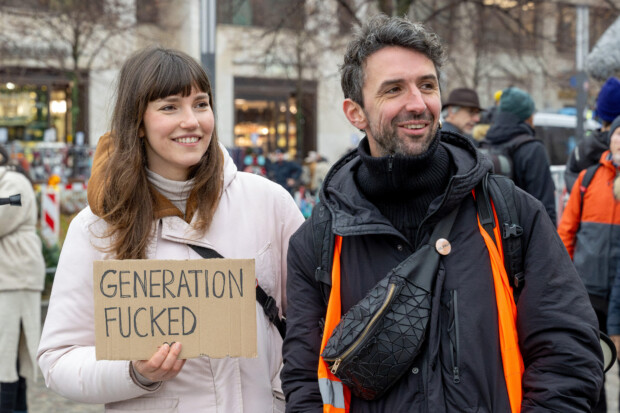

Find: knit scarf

[354,136,452,245]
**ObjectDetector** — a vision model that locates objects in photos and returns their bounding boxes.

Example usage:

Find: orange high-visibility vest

[476,201,524,413]
[319,202,523,412]
[318,235,350,412]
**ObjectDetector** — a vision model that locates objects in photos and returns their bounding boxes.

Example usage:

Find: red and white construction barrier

[41,185,60,246]
[61,181,88,214]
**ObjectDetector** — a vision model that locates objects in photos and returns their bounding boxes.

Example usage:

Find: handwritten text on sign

[93,258,257,361]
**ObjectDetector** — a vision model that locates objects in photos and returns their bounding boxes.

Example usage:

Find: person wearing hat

[441,87,482,141]
[483,87,557,224]
[560,114,620,413]
[565,76,620,190]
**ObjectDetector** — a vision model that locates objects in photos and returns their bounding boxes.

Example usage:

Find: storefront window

[234,97,299,156]
[0,73,86,183]
[233,76,316,164]
[0,83,70,143]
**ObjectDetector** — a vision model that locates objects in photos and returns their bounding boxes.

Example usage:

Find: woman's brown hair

[101,46,223,259]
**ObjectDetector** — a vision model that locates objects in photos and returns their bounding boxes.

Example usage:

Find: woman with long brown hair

[37,47,304,412]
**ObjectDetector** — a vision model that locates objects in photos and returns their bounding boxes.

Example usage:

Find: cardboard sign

[93,258,257,361]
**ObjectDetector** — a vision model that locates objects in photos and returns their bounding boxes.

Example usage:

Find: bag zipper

[325,282,398,374]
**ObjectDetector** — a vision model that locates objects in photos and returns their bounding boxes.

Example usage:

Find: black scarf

[354,136,451,245]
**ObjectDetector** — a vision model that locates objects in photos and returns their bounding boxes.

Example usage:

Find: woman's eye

[160,105,176,111]
[196,101,210,109]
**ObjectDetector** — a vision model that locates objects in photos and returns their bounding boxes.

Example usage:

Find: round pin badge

[435,238,451,255]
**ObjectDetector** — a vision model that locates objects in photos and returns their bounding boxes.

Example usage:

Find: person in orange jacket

[558,115,620,413]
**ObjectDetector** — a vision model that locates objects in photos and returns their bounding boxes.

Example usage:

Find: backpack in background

[478,135,535,180]
[564,129,609,191]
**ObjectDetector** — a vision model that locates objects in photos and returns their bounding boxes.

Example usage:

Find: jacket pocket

[106,397,178,412]
[440,289,483,411]
[441,289,461,384]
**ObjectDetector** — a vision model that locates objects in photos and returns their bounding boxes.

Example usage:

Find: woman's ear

[343,99,368,131]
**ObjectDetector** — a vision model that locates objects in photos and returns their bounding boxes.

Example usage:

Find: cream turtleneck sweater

[146,169,194,215]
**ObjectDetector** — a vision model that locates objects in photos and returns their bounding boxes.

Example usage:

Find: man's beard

[366,111,438,157]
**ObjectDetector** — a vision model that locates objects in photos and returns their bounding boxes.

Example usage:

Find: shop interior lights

[50,100,67,115]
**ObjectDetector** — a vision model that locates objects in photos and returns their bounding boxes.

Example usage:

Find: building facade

[0,0,616,182]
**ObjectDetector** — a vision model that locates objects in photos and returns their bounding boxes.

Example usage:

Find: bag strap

[399,205,460,290]
[475,174,525,300]
[506,134,535,155]
[311,203,335,305]
[579,163,601,214]
[188,244,287,339]
[428,205,460,244]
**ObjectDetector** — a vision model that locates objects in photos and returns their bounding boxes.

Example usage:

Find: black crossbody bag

[188,244,286,339]
[321,206,459,400]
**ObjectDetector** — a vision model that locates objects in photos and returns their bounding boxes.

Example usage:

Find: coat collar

[152,144,236,222]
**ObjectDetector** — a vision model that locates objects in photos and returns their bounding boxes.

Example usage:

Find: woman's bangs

[147,56,210,102]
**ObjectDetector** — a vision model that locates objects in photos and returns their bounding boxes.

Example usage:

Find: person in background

[0,145,45,413]
[610,133,620,356]
[302,151,330,195]
[281,14,602,412]
[267,148,302,194]
[440,87,482,142]
[472,89,502,142]
[559,115,620,413]
[243,147,270,177]
[37,47,304,412]
[565,76,620,190]
[483,87,557,225]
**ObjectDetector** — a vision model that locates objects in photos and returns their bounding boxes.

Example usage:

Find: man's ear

[343,98,368,130]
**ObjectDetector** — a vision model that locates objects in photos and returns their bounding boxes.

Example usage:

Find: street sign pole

[575,5,589,141]
[200,0,216,95]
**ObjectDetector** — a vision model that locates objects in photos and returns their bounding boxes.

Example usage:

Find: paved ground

[25,363,620,412]
[27,372,103,413]
[28,375,103,413]
[23,301,103,413]
[25,302,620,412]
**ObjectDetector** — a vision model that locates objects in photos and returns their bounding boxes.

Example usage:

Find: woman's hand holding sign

[132,342,186,383]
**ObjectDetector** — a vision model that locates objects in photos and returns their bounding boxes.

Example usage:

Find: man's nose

[404,88,427,113]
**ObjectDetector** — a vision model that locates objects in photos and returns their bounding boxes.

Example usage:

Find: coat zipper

[448,290,461,383]
[325,282,398,374]
[414,177,455,248]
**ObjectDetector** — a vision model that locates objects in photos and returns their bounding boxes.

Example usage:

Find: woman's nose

[180,109,199,129]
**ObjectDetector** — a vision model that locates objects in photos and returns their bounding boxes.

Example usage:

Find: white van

[533,112,601,166]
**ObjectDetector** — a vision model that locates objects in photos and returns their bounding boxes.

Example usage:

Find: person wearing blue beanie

[565,77,620,191]
[596,77,620,124]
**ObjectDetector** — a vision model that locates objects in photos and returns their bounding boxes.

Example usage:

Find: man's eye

[420,83,435,90]
[386,87,400,94]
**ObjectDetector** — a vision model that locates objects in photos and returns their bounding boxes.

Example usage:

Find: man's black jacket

[281,132,602,412]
